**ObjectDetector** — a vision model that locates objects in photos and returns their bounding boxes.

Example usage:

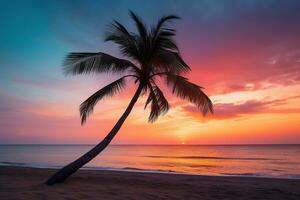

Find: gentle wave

[2,162,300,179]
[221,172,300,179]
[82,166,177,173]
[0,161,53,168]
[271,161,300,165]
[221,172,266,177]
[143,155,280,161]
[0,162,181,174]
[0,161,26,166]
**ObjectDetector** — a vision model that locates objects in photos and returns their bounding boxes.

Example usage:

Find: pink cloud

[183,96,300,120]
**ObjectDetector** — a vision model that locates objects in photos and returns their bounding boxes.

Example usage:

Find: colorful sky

[0,0,300,144]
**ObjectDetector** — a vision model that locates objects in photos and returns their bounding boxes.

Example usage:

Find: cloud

[183,95,300,120]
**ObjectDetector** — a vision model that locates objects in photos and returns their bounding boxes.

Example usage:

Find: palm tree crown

[63,10,213,124]
[46,10,214,186]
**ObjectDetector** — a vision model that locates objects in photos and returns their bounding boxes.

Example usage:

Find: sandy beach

[0,166,299,199]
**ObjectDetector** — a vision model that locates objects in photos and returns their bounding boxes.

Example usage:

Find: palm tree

[46,11,213,185]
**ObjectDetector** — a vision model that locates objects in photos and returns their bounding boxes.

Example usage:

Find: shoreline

[1,163,299,180]
[1,166,300,199]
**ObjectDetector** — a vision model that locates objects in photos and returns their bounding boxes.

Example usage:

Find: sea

[0,144,299,179]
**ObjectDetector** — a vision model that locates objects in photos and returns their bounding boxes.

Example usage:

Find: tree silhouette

[46,11,213,185]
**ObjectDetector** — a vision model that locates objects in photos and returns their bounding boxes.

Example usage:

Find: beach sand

[0,166,299,200]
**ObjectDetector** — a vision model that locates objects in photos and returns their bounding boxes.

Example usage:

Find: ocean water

[0,144,299,179]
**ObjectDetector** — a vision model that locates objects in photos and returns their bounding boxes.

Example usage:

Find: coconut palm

[46,11,213,185]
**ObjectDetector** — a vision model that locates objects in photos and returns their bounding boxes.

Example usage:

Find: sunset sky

[0,0,300,144]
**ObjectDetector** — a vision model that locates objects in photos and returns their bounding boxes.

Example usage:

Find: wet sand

[0,166,299,199]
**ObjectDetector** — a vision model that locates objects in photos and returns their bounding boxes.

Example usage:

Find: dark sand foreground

[0,167,300,200]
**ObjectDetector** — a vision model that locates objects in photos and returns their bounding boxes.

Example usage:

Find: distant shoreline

[1,166,300,199]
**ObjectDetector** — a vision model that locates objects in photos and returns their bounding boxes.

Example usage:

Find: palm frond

[63,52,137,75]
[153,30,178,52]
[105,21,140,61]
[145,84,169,122]
[151,50,191,74]
[129,10,148,45]
[80,76,127,124]
[151,15,180,53]
[153,15,180,37]
[166,74,213,115]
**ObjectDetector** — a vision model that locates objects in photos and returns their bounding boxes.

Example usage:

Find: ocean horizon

[1,144,299,179]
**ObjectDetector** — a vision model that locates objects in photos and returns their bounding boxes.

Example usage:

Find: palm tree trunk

[45,84,144,185]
